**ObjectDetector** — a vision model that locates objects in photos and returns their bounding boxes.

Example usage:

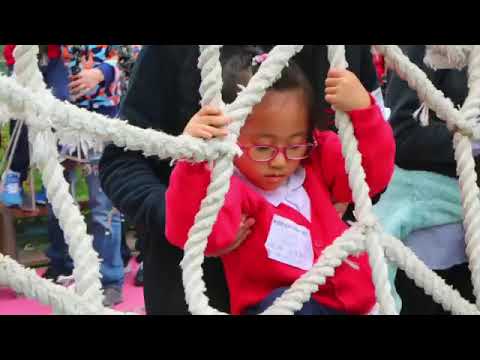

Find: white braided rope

[452,45,480,308]
[327,45,396,315]
[0,75,238,162]
[198,45,224,109]
[424,45,472,70]
[0,254,135,315]
[1,44,480,315]
[454,134,480,306]
[374,45,480,139]
[13,45,104,311]
[262,225,366,315]
[180,45,304,315]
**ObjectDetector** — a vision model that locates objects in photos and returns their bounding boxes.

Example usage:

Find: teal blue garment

[373,166,464,312]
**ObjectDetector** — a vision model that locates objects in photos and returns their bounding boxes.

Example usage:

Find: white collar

[233,166,311,221]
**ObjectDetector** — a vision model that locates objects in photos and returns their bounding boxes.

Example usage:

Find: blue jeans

[46,106,124,288]
[244,288,346,315]
[46,155,124,287]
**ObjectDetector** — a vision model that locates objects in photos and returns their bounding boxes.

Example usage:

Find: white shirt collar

[233,166,311,221]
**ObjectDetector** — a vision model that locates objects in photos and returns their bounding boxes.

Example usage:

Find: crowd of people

[0,45,475,315]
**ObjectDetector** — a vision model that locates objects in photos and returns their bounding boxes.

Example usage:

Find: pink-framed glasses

[239,142,316,163]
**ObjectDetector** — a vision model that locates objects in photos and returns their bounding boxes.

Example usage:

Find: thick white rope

[453,133,480,307]
[327,45,396,315]
[199,45,224,109]
[13,45,104,310]
[381,234,480,315]
[424,45,472,70]
[0,74,238,163]
[180,45,304,315]
[262,226,366,315]
[461,46,480,131]
[0,254,131,315]
[2,44,480,315]
[451,45,480,308]
[374,45,480,139]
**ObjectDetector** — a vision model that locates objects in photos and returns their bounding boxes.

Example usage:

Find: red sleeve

[314,95,395,203]
[3,45,16,66]
[165,161,254,256]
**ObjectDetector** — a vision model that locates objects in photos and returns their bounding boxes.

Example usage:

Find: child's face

[235,89,310,191]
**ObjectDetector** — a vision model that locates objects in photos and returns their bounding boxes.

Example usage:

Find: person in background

[43,45,125,308]
[375,45,477,314]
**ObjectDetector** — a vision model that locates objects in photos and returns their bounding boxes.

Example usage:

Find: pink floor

[0,259,145,315]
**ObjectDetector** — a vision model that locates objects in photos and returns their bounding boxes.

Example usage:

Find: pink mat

[0,259,145,315]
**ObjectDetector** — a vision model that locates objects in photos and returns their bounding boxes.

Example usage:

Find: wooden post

[0,204,17,259]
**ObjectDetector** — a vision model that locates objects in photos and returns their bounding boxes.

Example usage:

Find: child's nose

[269,151,287,168]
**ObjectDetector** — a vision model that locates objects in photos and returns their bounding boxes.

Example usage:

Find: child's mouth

[265,174,286,183]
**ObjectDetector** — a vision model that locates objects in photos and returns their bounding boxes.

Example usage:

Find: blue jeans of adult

[46,106,124,288]
[7,59,69,182]
[244,287,347,315]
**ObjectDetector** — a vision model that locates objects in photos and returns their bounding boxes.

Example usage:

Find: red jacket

[3,45,61,66]
[166,99,395,315]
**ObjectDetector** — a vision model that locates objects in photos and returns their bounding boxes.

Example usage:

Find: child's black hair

[220,46,317,138]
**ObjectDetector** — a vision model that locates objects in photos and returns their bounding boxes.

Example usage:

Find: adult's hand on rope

[69,68,105,96]
[183,106,231,140]
[208,215,256,257]
[325,69,371,112]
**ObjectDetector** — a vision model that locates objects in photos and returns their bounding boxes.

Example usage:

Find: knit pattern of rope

[13,45,104,311]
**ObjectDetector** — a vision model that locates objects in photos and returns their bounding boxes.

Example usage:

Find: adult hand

[183,106,231,140]
[69,68,105,96]
[208,214,256,257]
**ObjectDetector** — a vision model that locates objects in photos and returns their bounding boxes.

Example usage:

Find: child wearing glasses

[165,48,395,315]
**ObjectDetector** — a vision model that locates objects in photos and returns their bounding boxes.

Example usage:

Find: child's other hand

[183,106,231,140]
[325,69,371,112]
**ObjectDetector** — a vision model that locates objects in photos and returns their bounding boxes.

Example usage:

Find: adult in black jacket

[385,45,476,314]
[99,45,380,315]
[386,45,468,177]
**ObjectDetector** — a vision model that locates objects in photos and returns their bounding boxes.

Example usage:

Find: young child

[166,48,395,315]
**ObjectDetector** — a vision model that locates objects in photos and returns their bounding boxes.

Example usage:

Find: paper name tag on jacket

[265,215,314,271]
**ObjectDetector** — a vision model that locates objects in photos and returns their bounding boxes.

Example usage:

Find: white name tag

[265,215,314,271]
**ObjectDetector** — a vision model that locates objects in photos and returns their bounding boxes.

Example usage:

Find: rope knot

[358,214,381,236]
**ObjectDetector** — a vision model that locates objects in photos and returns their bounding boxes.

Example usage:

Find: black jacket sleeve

[385,45,458,178]
[99,45,181,235]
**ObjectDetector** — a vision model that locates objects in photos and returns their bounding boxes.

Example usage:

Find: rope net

[0,45,479,315]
